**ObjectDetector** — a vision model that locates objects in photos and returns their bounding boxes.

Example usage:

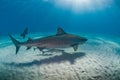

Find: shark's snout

[77,37,88,45]
[81,37,88,42]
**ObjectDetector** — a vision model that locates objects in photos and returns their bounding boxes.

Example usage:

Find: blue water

[0,1,120,80]
[0,0,120,36]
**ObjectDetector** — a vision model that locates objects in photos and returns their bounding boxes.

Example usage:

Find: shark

[9,27,88,54]
[20,27,28,39]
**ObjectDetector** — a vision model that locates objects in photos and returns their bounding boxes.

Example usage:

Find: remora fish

[20,27,28,39]
[9,27,88,54]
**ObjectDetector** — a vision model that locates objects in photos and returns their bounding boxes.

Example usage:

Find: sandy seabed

[0,34,120,80]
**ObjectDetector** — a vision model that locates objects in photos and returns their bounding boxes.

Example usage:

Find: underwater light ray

[46,0,113,12]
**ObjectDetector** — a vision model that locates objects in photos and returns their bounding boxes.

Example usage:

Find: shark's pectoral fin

[71,44,78,51]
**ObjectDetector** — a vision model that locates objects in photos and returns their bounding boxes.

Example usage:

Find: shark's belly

[46,44,69,49]
[40,41,71,49]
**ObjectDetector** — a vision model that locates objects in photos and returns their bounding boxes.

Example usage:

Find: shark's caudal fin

[9,35,21,54]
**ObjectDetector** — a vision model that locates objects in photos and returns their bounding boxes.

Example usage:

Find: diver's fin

[9,34,22,54]
[72,44,78,51]
[56,27,67,36]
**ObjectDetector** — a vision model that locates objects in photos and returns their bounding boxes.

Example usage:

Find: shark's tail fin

[9,34,21,54]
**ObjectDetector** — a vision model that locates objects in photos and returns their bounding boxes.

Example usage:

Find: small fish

[9,27,88,54]
[20,27,28,39]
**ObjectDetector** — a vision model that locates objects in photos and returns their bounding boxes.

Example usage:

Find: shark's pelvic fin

[37,47,45,51]
[56,27,67,36]
[9,35,22,54]
[37,47,45,54]
[71,44,78,51]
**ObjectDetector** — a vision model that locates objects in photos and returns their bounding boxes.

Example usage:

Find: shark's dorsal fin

[56,27,67,36]
[20,27,28,39]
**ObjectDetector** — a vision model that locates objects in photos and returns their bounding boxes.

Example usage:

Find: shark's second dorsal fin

[56,27,67,36]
